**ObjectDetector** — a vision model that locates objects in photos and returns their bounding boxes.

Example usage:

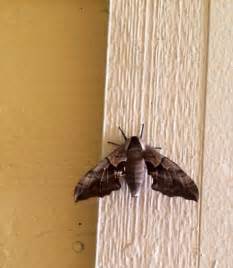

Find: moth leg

[107,141,121,146]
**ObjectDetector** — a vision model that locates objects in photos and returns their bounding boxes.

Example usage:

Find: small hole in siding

[72,241,85,254]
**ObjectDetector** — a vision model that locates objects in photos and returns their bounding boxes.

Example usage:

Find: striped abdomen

[125,149,146,197]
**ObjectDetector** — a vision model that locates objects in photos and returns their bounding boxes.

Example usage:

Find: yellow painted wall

[0,1,108,267]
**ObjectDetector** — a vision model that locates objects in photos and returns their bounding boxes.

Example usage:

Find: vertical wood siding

[96,1,208,267]
[200,1,233,267]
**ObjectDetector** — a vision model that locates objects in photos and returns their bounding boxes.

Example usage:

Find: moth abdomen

[125,155,146,197]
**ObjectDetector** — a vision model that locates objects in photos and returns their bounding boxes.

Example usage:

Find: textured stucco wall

[0,1,107,267]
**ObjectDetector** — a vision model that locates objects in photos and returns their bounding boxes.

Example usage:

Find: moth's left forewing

[107,144,127,167]
[74,145,127,202]
[74,158,118,201]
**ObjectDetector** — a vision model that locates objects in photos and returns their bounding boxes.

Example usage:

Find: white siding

[96,1,208,267]
[200,1,233,267]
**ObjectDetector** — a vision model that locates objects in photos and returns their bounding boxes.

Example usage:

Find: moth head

[124,136,146,151]
[118,124,146,151]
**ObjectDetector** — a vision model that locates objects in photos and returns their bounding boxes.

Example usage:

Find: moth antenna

[139,123,144,138]
[118,126,127,140]
[107,141,120,146]
[154,146,162,150]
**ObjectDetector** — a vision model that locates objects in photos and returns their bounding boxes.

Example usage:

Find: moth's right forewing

[143,145,163,167]
[143,146,199,202]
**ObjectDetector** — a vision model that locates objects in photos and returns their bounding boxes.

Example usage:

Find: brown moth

[74,125,199,202]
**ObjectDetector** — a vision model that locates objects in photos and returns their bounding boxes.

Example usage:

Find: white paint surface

[96,1,207,267]
[199,1,233,267]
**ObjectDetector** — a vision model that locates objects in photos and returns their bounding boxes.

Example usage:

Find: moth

[74,125,199,202]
